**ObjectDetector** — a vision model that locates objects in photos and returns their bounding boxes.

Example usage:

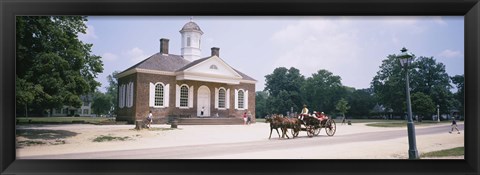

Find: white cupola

[180,18,204,62]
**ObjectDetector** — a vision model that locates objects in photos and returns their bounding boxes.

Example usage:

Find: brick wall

[117,72,256,124]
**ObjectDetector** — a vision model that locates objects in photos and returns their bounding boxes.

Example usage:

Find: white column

[149,83,154,107]
[164,84,170,107]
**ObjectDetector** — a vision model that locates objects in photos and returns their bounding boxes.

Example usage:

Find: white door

[197,86,210,117]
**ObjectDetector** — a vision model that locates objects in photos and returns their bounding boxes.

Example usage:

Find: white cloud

[433,16,447,25]
[438,49,462,58]
[78,25,98,41]
[102,52,118,61]
[127,47,148,63]
[270,18,368,88]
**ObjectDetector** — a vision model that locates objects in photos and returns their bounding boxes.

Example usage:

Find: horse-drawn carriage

[266,113,336,139]
[292,115,336,137]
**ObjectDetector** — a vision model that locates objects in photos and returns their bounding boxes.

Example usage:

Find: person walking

[449,117,460,134]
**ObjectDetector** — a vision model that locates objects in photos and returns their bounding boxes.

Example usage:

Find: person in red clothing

[315,111,328,122]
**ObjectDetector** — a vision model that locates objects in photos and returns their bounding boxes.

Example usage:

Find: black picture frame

[1,0,479,175]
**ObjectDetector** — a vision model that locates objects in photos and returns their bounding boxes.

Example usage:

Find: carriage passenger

[315,112,328,122]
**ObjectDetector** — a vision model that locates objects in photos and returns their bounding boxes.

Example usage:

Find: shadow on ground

[16,129,78,140]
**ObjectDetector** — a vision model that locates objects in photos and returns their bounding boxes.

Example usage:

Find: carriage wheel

[306,125,315,137]
[314,125,321,136]
[325,119,337,136]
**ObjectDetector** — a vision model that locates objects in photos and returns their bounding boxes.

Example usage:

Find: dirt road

[17,122,464,159]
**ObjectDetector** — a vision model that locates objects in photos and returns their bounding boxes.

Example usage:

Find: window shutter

[164,84,170,107]
[234,89,238,109]
[119,84,122,108]
[149,83,154,107]
[215,88,219,109]
[226,88,230,109]
[124,84,126,108]
[130,82,134,107]
[176,84,180,107]
[245,90,248,109]
[120,85,124,108]
[189,86,194,108]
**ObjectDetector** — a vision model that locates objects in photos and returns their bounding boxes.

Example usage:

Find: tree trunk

[134,120,144,130]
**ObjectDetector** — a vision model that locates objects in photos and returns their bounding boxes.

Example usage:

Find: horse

[265,114,283,139]
[279,116,302,139]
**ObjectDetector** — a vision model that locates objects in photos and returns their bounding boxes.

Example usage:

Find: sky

[79,16,464,93]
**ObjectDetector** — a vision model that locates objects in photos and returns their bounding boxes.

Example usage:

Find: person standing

[146,111,153,128]
[449,117,460,134]
[201,106,204,116]
[247,111,252,125]
[243,112,247,125]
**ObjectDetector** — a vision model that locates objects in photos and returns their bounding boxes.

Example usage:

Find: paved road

[22,124,463,159]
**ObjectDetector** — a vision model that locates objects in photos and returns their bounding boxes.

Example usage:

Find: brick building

[114,20,256,124]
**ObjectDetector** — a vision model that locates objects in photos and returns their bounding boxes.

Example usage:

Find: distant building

[51,95,94,117]
[115,19,256,124]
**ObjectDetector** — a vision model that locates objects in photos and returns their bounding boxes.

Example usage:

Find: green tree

[303,69,346,114]
[105,71,119,115]
[451,74,464,116]
[347,88,375,117]
[91,91,111,116]
[371,54,407,115]
[16,16,103,116]
[335,98,350,121]
[371,54,456,118]
[264,67,305,114]
[410,92,436,120]
[411,56,455,115]
[255,91,269,118]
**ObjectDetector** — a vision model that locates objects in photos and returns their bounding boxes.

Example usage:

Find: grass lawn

[421,147,464,158]
[366,120,451,127]
[16,117,112,125]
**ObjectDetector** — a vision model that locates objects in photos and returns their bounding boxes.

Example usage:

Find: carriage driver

[298,104,309,121]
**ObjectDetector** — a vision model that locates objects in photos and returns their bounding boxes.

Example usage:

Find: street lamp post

[437,105,440,122]
[398,47,419,159]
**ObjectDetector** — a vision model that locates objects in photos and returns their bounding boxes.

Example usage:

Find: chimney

[160,38,169,54]
[211,47,220,57]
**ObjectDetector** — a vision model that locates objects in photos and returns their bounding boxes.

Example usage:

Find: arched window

[210,65,218,70]
[238,90,244,109]
[218,88,226,108]
[180,85,189,107]
[187,37,191,47]
[155,84,164,106]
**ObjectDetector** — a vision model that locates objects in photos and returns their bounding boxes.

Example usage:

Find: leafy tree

[371,54,407,114]
[335,98,350,120]
[410,92,436,120]
[303,69,346,114]
[264,67,305,114]
[451,74,464,116]
[411,56,455,114]
[371,54,455,118]
[16,16,103,116]
[105,71,119,115]
[347,88,375,117]
[255,91,269,118]
[91,91,111,116]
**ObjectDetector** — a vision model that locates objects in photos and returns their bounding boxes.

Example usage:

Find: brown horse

[279,116,302,139]
[265,115,282,139]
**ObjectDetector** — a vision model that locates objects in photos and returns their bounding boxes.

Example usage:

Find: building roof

[120,53,190,74]
[180,21,203,34]
[118,53,256,82]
